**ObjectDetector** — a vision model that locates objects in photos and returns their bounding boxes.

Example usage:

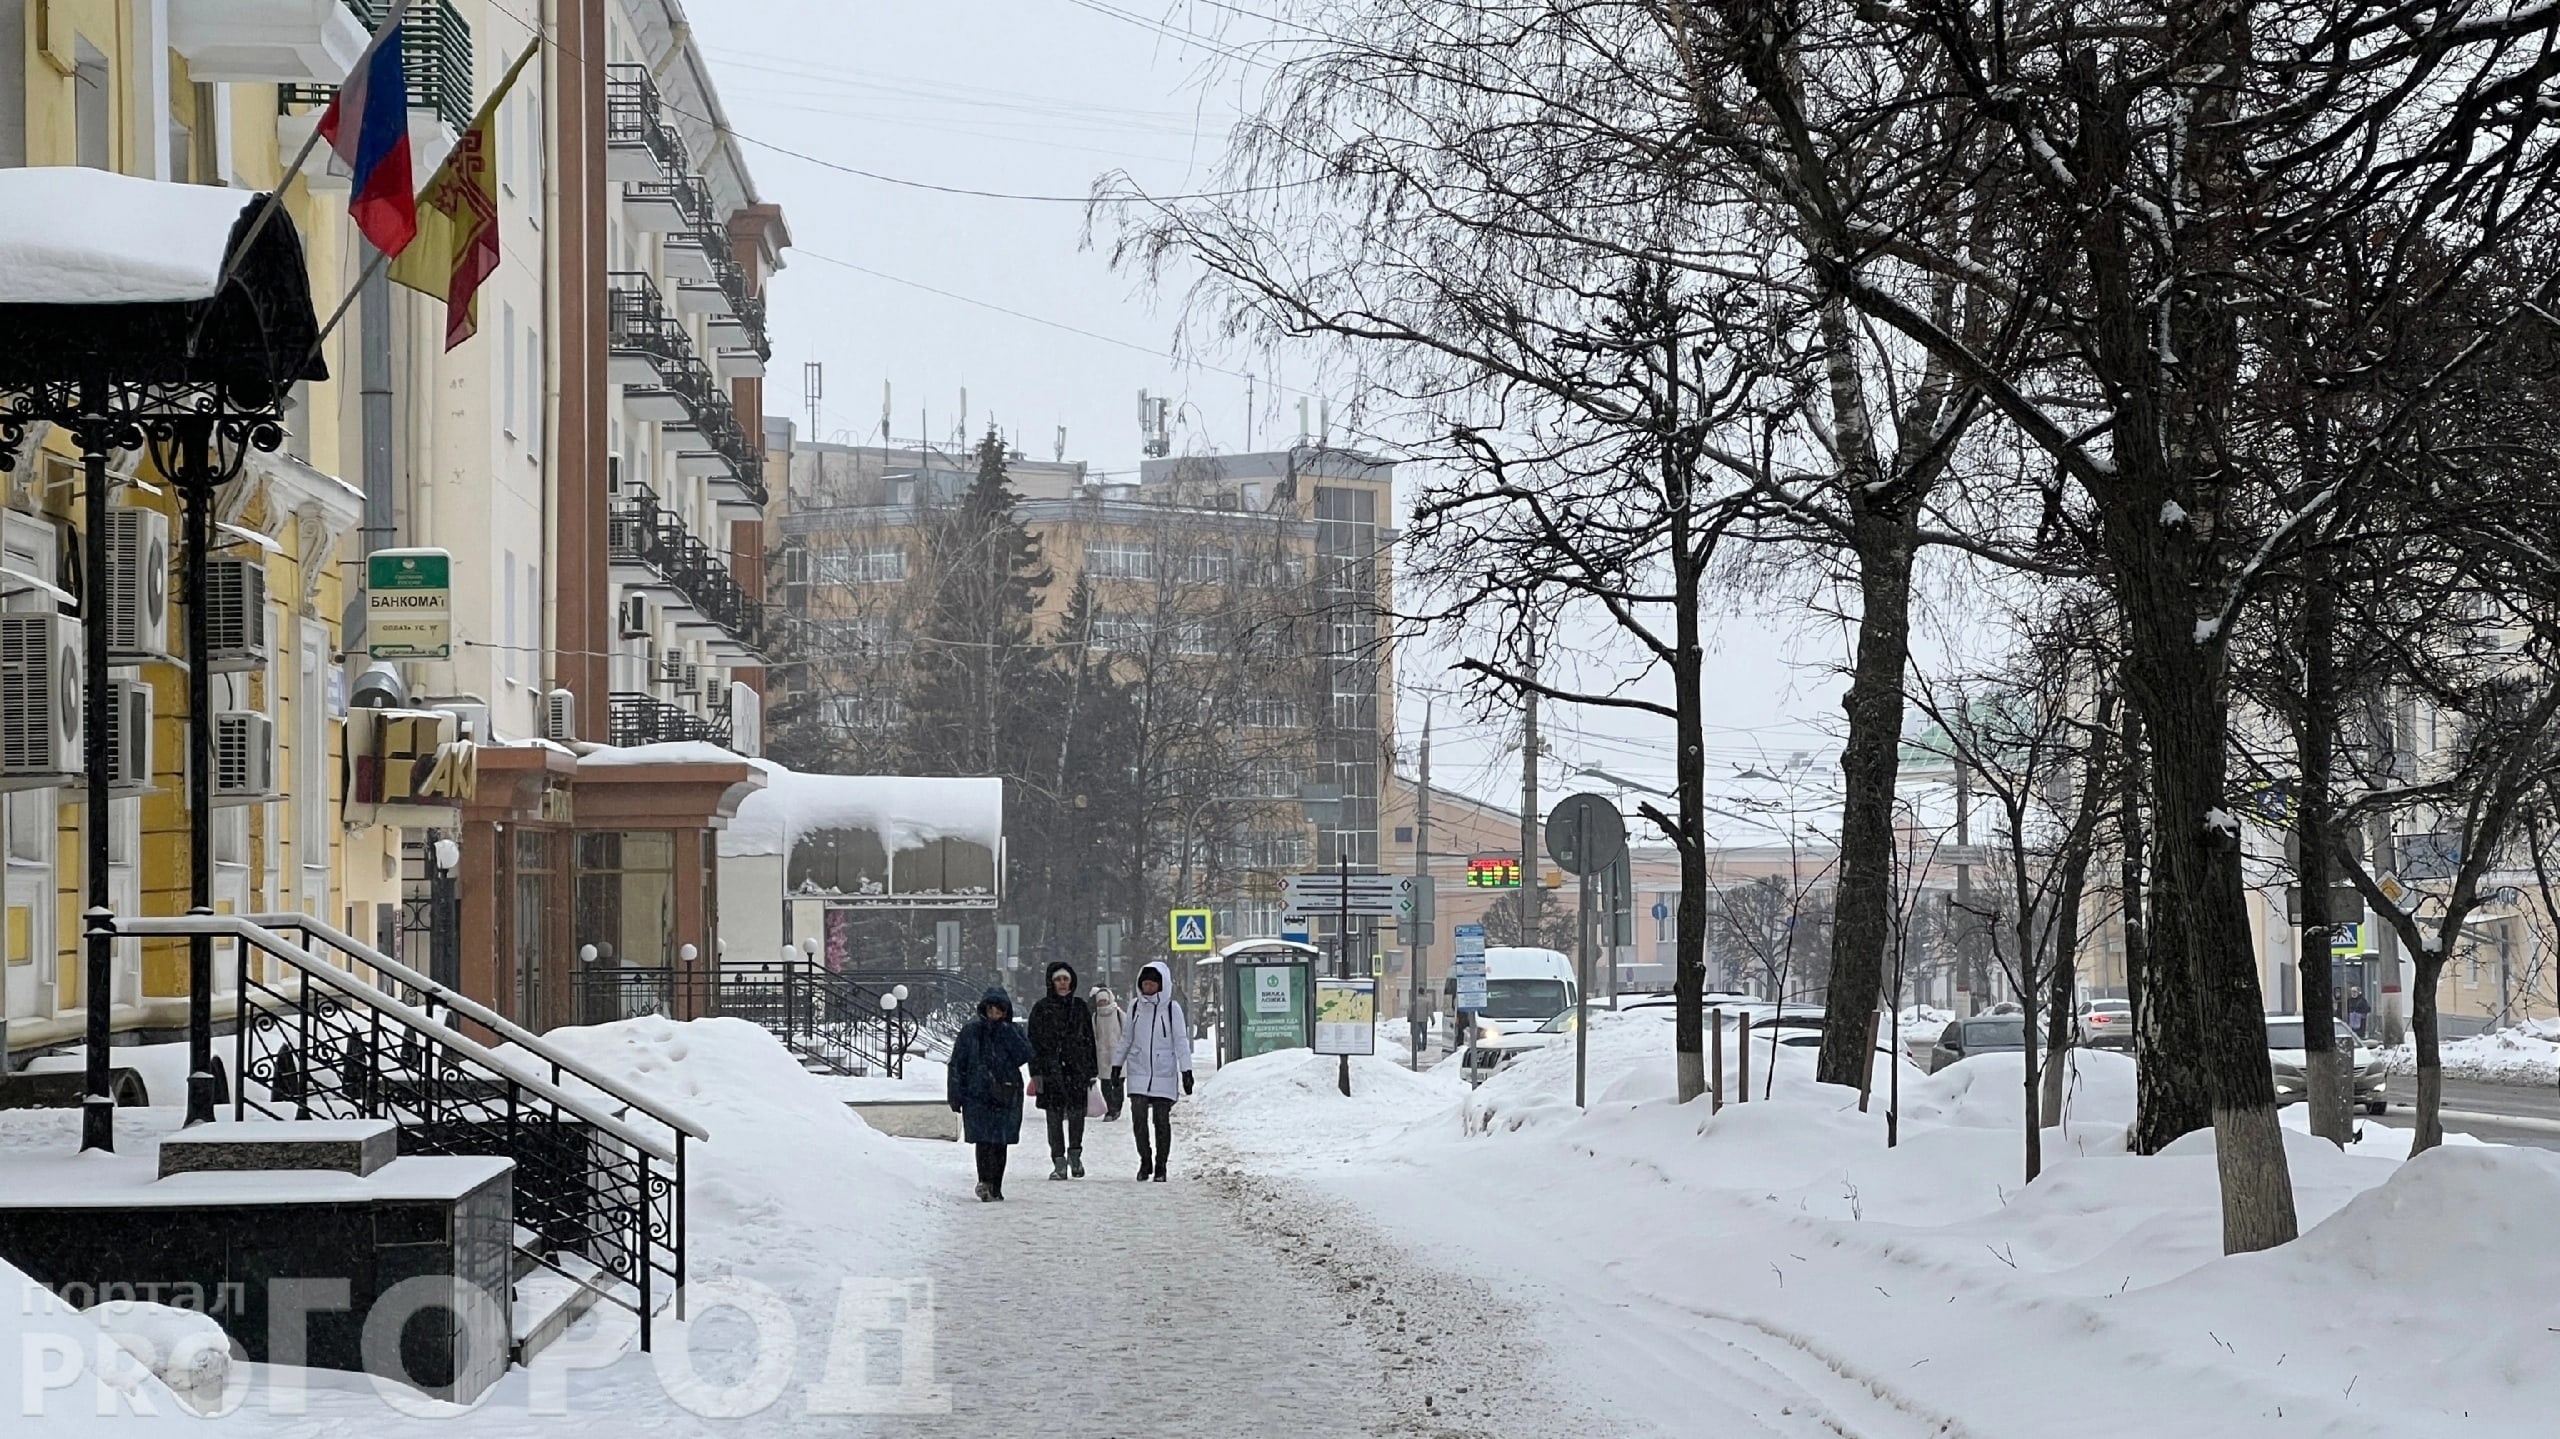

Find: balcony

[608,691,732,749]
[607,273,766,506]
[605,64,689,183]
[274,0,474,134]
[607,490,768,657]
[623,175,712,237]
[172,0,370,84]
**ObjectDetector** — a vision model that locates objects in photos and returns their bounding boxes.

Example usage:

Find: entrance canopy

[0,168,327,395]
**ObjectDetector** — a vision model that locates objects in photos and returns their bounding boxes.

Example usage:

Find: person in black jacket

[1026,962,1099,1180]
[947,987,1035,1201]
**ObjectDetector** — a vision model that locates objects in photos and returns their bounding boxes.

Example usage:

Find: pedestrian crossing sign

[1170,908,1214,952]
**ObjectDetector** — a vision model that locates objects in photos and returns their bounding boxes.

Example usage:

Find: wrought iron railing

[604,63,688,177]
[605,273,766,504]
[105,913,703,1352]
[607,690,731,748]
[608,488,767,651]
[278,1,475,134]
[572,962,964,1075]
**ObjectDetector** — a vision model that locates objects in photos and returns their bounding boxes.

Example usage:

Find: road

[2369,1073,2560,1151]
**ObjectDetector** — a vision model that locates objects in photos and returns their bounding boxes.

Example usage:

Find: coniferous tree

[903,428,1053,777]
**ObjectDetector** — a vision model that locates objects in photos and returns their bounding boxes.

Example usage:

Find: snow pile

[0,168,264,305]
[722,760,1003,857]
[1897,1003,1954,1045]
[2383,1024,2560,1085]
[538,1016,940,1277]
[1202,1000,2560,1437]
[1192,1048,1461,1158]
[87,1300,238,1414]
[2,1263,213,1430]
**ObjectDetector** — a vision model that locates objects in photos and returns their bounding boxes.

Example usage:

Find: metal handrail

[107,914,683,1163]
[245,910,711,1144]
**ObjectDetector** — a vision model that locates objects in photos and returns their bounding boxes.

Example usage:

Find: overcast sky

[704,1,1854,822]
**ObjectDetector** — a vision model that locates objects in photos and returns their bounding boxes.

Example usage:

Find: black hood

[977,986,1014,1021]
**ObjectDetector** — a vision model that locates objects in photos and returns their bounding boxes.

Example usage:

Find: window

[502,303,518,435]
[74,41,109,171]
[1172,548,1232,585]
[1393,825,1415,844]
[819,543,906,584]
[297,629,330,914]
[526,327,543,452]
[1085,541,1154,580]
[504,550,520,683]
[1242,696,1303,730]
[1173,620,1216,656]
[1225,830,1311,869]
[1240,759,1302,797]
[1089,614,1153,651]
[823,695,905,731]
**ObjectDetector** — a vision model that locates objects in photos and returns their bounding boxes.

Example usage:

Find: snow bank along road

[1197,1018,2560,1439]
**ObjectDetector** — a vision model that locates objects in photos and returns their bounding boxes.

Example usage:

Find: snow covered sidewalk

[1195,1013,2560,1438]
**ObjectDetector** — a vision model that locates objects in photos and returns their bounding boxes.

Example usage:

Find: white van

[1445,946,1578,1044]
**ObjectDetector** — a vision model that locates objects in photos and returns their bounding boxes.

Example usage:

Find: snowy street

[10,1012,2558,1437]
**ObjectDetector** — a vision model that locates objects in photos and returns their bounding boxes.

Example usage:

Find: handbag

[1085,1083,1106,1119]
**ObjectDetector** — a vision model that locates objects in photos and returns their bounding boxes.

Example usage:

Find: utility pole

[1412,706,1433,1070]
[1519,619,1541,945]
[1954,764,1974,1013]
[2369,692,2406,1047]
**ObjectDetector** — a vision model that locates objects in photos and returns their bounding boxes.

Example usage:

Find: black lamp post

[0,180,323,1152]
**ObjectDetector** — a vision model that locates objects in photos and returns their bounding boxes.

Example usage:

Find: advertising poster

[1314,977,1377,1056]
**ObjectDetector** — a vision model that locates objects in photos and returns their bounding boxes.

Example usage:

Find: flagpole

[188,0,420,359]
[302,243,399,379]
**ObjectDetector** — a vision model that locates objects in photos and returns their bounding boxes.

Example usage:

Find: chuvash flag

[394,41,542,348]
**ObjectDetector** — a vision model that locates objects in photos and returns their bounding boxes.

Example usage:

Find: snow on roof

[723,761,1002,857]
[578,740,752,767]
[0,169,266,305]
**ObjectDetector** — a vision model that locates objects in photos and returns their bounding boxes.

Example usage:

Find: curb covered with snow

[2382,1024,2560,1085]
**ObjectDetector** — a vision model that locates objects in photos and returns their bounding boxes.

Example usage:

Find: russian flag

[317,19,417,257]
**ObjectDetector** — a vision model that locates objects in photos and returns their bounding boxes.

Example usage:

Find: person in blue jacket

[947,986,1036,1201]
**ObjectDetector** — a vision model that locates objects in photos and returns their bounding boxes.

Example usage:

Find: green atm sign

[367,548,452,660]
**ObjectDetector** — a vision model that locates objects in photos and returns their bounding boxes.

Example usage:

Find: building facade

[0,0,783,1064]
[774,440,1395,986]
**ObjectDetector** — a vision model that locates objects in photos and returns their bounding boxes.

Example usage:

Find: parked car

[2266,1015,2388,1115]
[2077,999,2134,1049]
[1928,1015,2032,1073]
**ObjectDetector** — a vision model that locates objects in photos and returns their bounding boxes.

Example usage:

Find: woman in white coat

[1089,985,1128,1121]
[1110,961,1193,1181]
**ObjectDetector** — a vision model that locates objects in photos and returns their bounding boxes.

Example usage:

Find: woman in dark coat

[1026,962,1099,1180]
[946,987,1036,1201]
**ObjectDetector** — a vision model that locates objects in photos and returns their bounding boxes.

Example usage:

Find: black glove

[1111,1066,1123,1082]
[1181,1071,1194,1096]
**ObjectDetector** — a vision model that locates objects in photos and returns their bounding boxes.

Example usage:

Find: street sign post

[1169,908,1214,953]
[935,920,962,968]
[1453,924,1487,1084]
[1096,923,1124,987]
[1280,912,1310,944]
[1282,872,1423,918]
[1547,794,1627,1109]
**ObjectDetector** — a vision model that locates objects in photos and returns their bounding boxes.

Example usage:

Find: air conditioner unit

[0,613,81,786]
[103,507,171,663]
[618,592,651,639]
[105,677,152,794]
[202,558,270,672]
[441,701,491,743]
[544,688,576,743]
[212,711,278,804]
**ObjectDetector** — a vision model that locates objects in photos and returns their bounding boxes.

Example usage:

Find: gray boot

[1049,1156,1070,1181]
[1069,1146,1085,1178]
